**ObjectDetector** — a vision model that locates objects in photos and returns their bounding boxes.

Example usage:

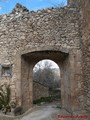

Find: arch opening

[33,59,61,106]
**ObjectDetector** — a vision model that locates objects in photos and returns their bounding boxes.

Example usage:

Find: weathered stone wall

[78,0,90,113]
[33,81,49,101]
[68,0,90,114]
[0,2,86,113]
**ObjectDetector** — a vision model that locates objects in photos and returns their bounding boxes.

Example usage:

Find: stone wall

[79,0,90,113]
[0,1,88,114]
[68,0,90,114]
[33,81,49,101]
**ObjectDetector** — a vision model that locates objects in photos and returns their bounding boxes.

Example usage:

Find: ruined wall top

[11,3,29,14]
[0,1,79,23]
[0,0,81,18]
[68,0,81,7]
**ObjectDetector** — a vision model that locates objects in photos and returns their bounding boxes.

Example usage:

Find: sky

[0,0,67,15]
[33,59,59,73]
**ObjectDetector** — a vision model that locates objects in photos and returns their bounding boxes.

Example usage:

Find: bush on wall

[0,83,11,114]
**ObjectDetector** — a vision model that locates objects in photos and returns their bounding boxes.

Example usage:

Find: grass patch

[33,95,60,104]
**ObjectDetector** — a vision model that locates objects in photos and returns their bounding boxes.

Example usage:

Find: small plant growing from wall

[0,83,11,114]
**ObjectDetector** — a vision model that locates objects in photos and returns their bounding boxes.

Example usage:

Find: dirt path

[20,102,71,120]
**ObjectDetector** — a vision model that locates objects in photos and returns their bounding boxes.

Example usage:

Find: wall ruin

[0,0,89,115]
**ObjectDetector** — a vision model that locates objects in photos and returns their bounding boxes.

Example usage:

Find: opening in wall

[33,59,61,106]
[1,65,12,77]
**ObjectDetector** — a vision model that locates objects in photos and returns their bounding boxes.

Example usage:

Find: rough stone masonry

[0,0,89,115]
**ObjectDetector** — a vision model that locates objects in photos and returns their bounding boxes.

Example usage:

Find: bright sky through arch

[0,0,67,15]
[33,59,59,72]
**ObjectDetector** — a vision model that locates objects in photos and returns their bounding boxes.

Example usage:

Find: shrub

[33,96,55,104]
[0,83,11,114]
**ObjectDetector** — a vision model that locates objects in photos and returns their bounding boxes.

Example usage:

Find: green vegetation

[0,83,11,114]
[33,95,60,104]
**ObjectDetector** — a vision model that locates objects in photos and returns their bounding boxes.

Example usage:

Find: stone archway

[21,49,72,112]
[15,45,83,114]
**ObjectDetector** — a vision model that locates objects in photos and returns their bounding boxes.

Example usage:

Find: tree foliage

[49,0,67,7]
[33,60,60,89]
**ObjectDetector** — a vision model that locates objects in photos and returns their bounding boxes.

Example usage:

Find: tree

[49,0,67,7]
[33,60,60,89]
